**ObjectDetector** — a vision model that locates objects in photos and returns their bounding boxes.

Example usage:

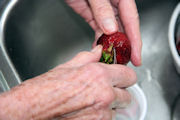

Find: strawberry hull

[97,32,131,64]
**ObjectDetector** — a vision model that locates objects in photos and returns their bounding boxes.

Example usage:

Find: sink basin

[3,0,94,81]
[0,0,180,119]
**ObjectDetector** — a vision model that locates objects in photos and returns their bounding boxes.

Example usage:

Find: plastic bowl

[168,3,180,74]
[114,84,147,120]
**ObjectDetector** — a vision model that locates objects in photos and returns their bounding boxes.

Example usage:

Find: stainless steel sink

[0,0,180,120]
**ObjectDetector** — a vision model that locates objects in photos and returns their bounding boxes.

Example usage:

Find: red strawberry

[97,32,131,64]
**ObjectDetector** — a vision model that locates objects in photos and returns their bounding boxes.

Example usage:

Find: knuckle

[81,63,98,77]
[87,63,106,77]
[95,4,112,16]
[85,63,97,71]
[96,5,105,13]
[96,66,109,80]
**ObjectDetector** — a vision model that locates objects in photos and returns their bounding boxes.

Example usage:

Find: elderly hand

[0,45,136,120]
[66,0,142,66]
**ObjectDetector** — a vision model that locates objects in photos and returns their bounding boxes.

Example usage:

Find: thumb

[63,45,102,68]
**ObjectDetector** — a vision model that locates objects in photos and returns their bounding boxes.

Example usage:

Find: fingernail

[102,18,117,33]
[91,45,102,53]
[133,53,142,66]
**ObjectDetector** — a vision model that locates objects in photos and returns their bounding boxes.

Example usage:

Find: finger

[101,64,137,87]
[92,8,122,48]
[88,20,100,33]
[118,0,142,66]
[88,0,118,35]
[111,88,131,109]
[92,29,103,48]
[111,6,125,32]
[115,16,124,32]
[65,0,100,31]
[63,45,102,68]
[112,110,116,120]
[65,0,103,48]
[109,1,124,32]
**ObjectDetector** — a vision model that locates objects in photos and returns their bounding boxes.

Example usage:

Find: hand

[0,45,137,120]
[65,0,142,66]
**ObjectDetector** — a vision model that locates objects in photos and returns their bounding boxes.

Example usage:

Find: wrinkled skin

[0,45,137,120]
[65,0,142,66]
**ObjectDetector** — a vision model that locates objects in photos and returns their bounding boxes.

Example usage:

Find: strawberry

[97,32,131,64]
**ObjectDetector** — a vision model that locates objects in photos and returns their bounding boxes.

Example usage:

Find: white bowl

[168,3,180,74]
[115,84,147,120]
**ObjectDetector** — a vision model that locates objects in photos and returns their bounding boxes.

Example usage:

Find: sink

[0,0,179,120]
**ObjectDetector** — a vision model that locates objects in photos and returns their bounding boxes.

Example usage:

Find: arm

[0,45,136,120]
